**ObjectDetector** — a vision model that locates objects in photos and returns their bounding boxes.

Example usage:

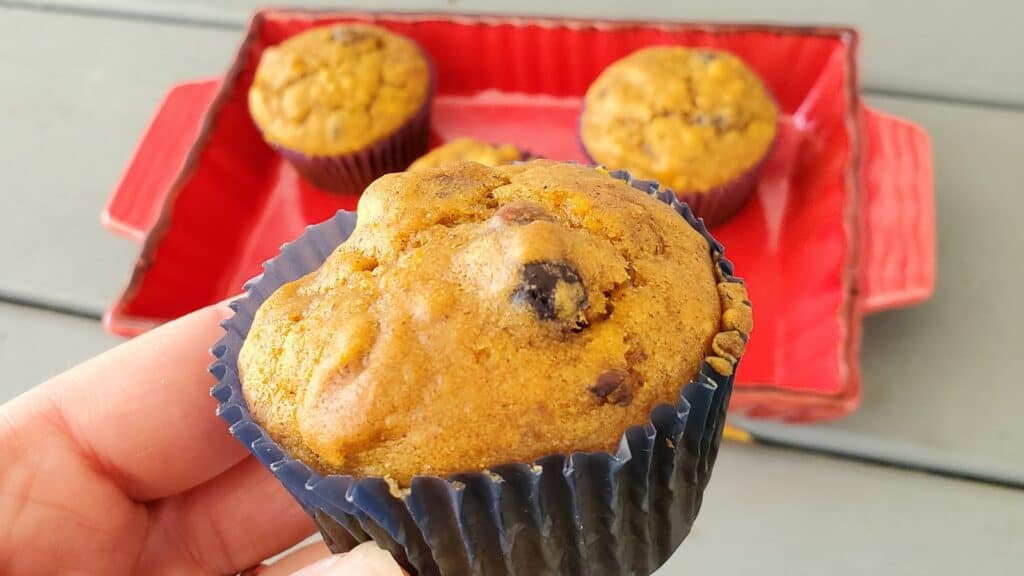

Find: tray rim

[106,9,865,420]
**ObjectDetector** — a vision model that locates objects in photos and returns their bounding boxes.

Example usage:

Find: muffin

[408,137,526,171]
[215,161,751,575]
[248,23,433,194]
[581,46,778,227]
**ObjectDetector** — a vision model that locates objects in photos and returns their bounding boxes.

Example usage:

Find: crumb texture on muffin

[240,160,749,485]
[248,24,431,156]
[581,46,777,194]
[409,138,525,171]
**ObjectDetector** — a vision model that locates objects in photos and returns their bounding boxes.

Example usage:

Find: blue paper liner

[210,169,747,575]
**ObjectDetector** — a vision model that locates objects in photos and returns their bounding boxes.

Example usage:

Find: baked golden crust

[239,160,749,485]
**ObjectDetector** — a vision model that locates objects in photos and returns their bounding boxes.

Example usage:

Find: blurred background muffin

[581,46,777,227]
[249,23,433,193]
[408,137,526,170]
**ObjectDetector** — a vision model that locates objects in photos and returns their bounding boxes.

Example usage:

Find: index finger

[30,302,249,501]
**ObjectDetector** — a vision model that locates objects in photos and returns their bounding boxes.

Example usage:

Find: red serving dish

[103,10,934,422]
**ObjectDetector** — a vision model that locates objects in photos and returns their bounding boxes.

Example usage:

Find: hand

[0,304,402,575]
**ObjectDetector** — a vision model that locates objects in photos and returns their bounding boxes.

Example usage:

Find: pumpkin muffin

[581,46,777,227]
[248,23,433,193]
[238,160,751,485]
[408,137,526,170]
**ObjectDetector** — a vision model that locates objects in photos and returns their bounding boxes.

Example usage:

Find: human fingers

[137,456,315,574]
[36,302,248,501]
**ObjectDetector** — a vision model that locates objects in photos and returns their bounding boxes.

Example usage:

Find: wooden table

[2,1,1021,573]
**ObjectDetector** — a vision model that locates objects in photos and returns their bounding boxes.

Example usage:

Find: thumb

[289,542,405,576]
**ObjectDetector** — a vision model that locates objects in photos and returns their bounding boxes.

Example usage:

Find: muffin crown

[581,46,777,193]
[248,24,432,155]
[409,137,525,171]
[239,160,749,486]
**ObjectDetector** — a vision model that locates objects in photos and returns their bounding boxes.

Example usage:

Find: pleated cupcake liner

[669,140,774,229]
[210,169,746,575]
[272,51,436,196]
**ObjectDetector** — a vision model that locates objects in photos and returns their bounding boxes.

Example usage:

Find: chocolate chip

[492,200,554,226]
[625,347,648,366]
[589,369,633,406]
[511,261,588,329]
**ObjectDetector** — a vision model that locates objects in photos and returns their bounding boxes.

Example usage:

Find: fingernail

[288,554,343,576]
[288,542,405,576]
[214,294,245,318]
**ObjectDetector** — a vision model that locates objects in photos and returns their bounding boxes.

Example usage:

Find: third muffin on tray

[408,137,527,170]
[581,46,777,227]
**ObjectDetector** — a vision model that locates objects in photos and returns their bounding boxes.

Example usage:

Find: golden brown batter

[248,24,431,156]
[239,161,750,485]
[409,138,524,171]
[581,46,777,193]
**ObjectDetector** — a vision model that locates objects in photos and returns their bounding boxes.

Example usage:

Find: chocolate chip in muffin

[512,261,588,330]
[492,199,555,226]
[589,368,634,406]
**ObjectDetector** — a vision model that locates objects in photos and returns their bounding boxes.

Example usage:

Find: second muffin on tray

[581,46,778,227]
[248,23,433,194]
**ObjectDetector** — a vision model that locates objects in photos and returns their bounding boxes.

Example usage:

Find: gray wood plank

[6,0,1023,107]
[0,7,241,313]
[664,443,1023,574]
[737,94,1024,485]
[0,303,121,403]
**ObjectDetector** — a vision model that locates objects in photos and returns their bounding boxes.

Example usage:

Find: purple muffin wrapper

[210,170,746,575]
[272,52,436,195]
[671,139,774,229]
[579,113,777,229]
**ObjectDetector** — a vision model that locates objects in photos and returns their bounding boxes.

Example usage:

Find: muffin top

[409,137,525,171]
[581,46,777,193]
[248,24,431,156]
[239,160,751,485]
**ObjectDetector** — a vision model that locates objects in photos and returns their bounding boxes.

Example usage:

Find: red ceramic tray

[103,11,934,422]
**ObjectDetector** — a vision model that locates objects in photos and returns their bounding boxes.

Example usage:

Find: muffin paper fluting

[210,171,747,575]
[669,140,774,229]
[579,125,776,229]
